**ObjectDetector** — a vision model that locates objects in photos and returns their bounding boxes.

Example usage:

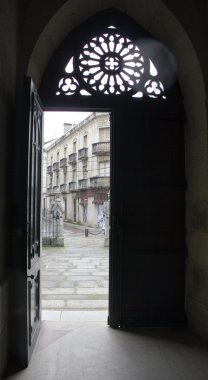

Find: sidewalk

[41,226,109,322]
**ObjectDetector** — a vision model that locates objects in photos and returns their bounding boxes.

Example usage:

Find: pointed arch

[26,1,208,335]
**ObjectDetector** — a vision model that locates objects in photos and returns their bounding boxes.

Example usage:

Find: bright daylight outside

[41,111,110,322]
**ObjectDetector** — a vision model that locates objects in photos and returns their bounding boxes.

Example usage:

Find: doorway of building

[41,111,111,322]
[10,10,186,369]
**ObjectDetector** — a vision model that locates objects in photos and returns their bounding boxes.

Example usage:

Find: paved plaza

[41,224,109,322]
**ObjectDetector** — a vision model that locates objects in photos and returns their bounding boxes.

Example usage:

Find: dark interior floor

[4,321,208,380]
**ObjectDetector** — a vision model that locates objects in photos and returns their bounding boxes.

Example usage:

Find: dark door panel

[112,105,185,327]
[26,79,42,363]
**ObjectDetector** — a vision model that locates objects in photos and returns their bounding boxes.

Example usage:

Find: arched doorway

[39,9,186,328]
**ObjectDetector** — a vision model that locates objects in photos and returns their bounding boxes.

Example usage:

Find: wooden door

[26,78,42,360]
[110,103,186,327]
[14,77,43,366]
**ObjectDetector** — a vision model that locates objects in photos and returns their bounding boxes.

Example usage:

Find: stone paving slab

[41,227,109,318]
[77,288,108,295]
[42,295,108,301]
[43,288,75,295]
[41,310,108,322]
[42,297,106,309]
[42,300,65,308]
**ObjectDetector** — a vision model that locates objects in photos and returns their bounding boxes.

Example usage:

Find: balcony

[53,186,60,194]
[68,182,77,191]
[47,165,53,174]
[78,148,88,160]
[53,162,59,171]
[60,158,67,168]
[60,184,68,193]
[68,153,77,165]
[47,187,53,195]
[78,179,88,189]
[92,142,110,156]
[90,176,110,188]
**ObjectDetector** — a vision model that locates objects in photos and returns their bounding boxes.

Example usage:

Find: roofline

[46,111,109,151]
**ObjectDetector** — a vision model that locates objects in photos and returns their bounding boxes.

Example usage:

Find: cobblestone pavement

[41,225,109,321]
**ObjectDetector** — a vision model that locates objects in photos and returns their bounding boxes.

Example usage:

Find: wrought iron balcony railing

[47,187,53,195]
[68,153,77,164]
[47,165,53,174]
[68,182,77,191]
[92,142,110,156]
[53,186,59,194]
[60,158,67,168]
[78,148,88,160]
[78,179,88,189]
[60,184,68,193]
[53,162,59,171]
[90,176,110,188]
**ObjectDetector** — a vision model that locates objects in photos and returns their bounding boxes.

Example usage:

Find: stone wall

[0,0,17,376]
[0,282,8,377]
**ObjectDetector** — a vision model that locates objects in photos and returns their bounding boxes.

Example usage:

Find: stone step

[42,299,108,309]
[42,294,108,300]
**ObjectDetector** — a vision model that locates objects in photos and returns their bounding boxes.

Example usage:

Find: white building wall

[45,112,110,227]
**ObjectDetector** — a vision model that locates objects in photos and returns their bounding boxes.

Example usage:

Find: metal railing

[47,165,53,174]
[90,176,110,188]
[47,187,53,195]
[60,184,67,193]
[53,162,59,171]
[68,153,77,164]
[60,158,67,168]
[78,179,88,189]
[68,182,77,191]
[53,186,59,194]
[92,141,110,155]
[78,148,88,160]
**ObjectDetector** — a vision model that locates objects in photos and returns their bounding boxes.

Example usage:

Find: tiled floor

[41,225,109,321]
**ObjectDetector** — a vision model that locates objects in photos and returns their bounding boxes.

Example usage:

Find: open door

[11,77,43,367]
[26,78,42,362]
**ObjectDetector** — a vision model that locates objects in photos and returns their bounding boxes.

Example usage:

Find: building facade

[45,112,110,227]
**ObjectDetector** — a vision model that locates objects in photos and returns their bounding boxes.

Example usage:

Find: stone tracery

[56,25,166,99]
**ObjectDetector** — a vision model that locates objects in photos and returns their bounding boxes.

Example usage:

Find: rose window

[104,56,120,71]
[78,33,145,95]
[56,25,166,100]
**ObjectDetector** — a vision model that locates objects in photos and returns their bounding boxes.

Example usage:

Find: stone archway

[27,0,208,336]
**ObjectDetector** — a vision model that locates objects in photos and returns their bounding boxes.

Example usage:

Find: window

[83,134,88,147]
[99,127,110,142]
[55,25,166,100]
[73,141,77,153]
[72,168,77,182]
[48,176,52,188]
[99,161,110,177]
[83,162,88,179]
